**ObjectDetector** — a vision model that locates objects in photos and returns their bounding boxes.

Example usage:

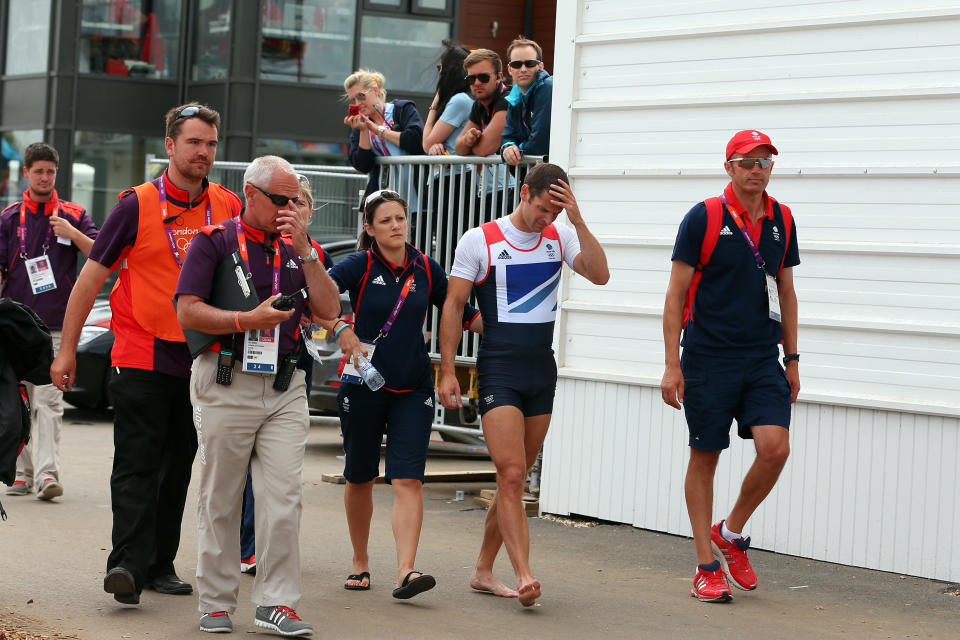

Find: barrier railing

[145,155,366,239]
[375,154,544,363]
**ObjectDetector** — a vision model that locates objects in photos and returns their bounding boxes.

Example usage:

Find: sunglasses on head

[247,182,300,206]
[174,105,200,120]
[466,73,492,84]
[508,59,540,69]
[728,157,774,170]
[363,189,403,211]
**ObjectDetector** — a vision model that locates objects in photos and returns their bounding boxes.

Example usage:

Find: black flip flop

[344,571,371,591]
[392,570,436,599]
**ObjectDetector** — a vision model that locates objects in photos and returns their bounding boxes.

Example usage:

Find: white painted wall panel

[546,0,960,582]
[578,1,958,35]
[578,18,960,102]
[542,381,960,582]
[571,98,960,169]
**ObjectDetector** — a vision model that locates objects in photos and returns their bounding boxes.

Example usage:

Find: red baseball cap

[726,130,778,160]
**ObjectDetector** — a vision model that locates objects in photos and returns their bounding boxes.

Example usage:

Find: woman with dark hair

[423,41,473,156]
[320,189,481,599]
[421,42,474,265]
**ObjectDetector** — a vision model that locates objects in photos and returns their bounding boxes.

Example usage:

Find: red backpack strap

[682,197,724,327]
[772,200,793,276]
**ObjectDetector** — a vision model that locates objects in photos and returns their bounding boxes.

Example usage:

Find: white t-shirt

[450,216,582,283]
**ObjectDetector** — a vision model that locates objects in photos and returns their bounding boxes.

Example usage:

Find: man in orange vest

[50,103,242,606]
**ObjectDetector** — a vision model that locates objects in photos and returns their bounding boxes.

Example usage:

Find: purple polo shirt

[0,190,98,330]
[176,213,310,360]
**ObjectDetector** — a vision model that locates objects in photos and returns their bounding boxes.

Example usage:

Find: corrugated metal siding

[544,0,960,581]
[542,381,960,582]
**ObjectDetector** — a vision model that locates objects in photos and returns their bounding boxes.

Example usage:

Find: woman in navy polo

[323,190,481,599]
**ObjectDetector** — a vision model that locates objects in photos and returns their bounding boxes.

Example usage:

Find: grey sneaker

[37,478,63,501]
[254,606,313,637]
[200,611,233,633]
[5,481,29,496]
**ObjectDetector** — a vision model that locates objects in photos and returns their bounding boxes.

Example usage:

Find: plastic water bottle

[356,354,385,391]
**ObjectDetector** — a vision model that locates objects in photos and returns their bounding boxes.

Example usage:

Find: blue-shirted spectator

[500,37,553,167]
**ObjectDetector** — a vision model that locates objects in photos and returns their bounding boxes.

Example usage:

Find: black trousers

[106,368,196,590]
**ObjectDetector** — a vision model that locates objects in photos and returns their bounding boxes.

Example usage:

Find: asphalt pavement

[1,407,957,640]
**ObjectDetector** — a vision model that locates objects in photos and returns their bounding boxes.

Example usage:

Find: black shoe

[144,572,193,595]
[104,566,140,605]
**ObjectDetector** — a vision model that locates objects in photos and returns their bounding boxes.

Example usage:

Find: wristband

[334,322,351,337]
[782,353,799,366]
[234,311,244,333]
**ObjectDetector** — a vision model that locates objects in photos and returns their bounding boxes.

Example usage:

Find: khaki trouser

[191,351,309,614]
[16,331,63,488]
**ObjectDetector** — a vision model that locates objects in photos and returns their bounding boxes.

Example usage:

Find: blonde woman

[343,69,424,209]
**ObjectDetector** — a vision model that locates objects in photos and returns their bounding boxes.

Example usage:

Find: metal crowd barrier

[375,154,543,362]
[145,155,366,239]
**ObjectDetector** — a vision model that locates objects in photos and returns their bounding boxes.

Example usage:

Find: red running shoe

[240,554,257,575]
[690,561,732,602]
[710,520,758,590]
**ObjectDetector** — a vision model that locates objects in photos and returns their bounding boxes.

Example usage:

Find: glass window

[78,0,182,79]
[0,130,44,209]
[260,0,356,86]
[358,16,448,94]
[72,131,165,227]
[412,0,451,15]
[5,0,51,75]
[192,0,232,81]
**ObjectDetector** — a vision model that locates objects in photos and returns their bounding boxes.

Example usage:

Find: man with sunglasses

[499,38,553,167]
[50,102,242,607]
[176,155,339,635]
[661,130,800,604]
[455,49,510,158]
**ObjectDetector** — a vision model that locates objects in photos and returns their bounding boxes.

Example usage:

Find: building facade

[0,0,555,225]
[543,0,960,583]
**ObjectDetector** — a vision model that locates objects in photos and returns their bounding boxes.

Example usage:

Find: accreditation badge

[25,255,57,294]
[242,327,280,373]
[766,273,781,323]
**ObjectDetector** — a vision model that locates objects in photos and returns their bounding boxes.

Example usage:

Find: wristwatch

[300,247,319,264]
[782,353,799,366]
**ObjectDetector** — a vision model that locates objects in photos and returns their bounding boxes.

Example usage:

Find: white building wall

[543,0,960,581]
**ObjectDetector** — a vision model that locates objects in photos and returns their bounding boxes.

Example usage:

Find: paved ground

[1,407,957,640]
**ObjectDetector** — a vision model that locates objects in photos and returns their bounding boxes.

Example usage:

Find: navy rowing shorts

[338,383,434,483]
[680,350,791,451]
[477,351,558,417]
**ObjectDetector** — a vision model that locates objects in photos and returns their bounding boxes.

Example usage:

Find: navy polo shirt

[329,242,478,392]
[672,189,799,357]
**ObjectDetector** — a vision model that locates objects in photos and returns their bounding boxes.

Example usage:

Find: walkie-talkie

[273,351,298,391]
[272,287,308,311]
[216,347,235,385]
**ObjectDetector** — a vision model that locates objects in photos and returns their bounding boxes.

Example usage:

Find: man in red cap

[660,130,800,603]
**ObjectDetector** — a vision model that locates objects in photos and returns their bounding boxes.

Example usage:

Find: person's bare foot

[469,570,518,597]
[517,579,541,606]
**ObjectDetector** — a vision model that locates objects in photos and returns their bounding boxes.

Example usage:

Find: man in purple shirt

[0,142,98,500]
[176,155,339,635]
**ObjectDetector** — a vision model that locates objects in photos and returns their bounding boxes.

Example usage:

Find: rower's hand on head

[549,179,582,224]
